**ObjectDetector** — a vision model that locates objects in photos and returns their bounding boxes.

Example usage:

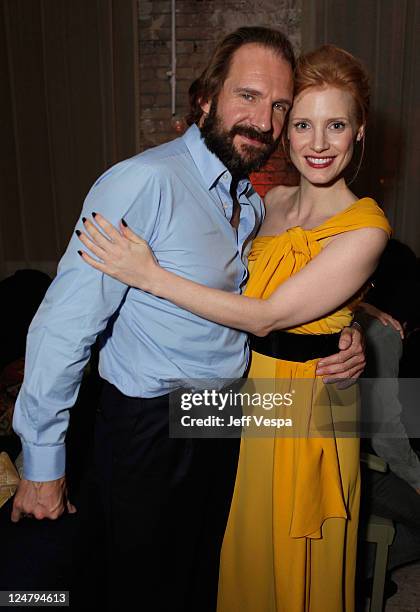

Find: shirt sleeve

[13,159,162,481]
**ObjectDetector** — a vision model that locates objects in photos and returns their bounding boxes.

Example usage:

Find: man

[357,273,420,598]
[360,318,420,579]
[11,27,364,611]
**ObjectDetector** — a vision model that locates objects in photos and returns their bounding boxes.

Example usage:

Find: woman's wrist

[147,266,171,298]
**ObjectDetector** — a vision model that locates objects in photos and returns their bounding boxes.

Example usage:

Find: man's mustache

[230,124,274,146]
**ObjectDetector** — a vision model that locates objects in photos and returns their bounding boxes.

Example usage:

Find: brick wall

[138,0,301,195]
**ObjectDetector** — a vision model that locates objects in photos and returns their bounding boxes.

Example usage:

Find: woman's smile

[305,156,336,169]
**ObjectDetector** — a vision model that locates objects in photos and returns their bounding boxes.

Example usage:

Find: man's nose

[251,103,273,133]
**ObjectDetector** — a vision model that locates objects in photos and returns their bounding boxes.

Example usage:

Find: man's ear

[200,98,211,115]
[198,98,211,127]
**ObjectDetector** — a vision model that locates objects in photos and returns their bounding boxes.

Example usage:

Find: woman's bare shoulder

[259,185,299,236]
[264,185,299,208]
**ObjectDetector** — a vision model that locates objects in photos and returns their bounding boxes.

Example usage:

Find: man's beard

[200,102,280,179]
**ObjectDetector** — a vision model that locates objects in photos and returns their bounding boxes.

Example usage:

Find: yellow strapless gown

[217,198,391,612]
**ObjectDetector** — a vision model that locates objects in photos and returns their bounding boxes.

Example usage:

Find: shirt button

[223,174,228,181]
[223,203,228,208]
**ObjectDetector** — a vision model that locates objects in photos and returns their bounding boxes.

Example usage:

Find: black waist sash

[250,330,341,363]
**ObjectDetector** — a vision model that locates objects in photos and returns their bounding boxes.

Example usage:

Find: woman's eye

[294,121,310,130]
[330,121,346,130]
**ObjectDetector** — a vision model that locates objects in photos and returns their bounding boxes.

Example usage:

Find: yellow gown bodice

[245,197,392,333]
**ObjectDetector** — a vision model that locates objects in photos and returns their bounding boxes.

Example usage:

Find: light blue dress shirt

[13,124,264,481]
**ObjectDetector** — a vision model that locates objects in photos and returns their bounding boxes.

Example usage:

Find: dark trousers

[360,467,420,575]
[94,380,240,612]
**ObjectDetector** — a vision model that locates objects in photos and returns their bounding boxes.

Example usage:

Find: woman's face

[288,85,363,185]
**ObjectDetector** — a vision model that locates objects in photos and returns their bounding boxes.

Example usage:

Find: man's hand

[11,476,76,522]
[315,324,366,384]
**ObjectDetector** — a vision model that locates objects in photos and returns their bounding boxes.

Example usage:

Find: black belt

[250,330,341,362]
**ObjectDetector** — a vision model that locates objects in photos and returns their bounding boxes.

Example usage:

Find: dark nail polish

[82,217,86,223]
[92,212,97,218]
[121,218,128,227]
[78,250,83,256]
[75,230,81,237]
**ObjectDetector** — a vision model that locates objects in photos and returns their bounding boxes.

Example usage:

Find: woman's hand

[76,212,160,290]
[76,216,388,339]
[357,302,404,338]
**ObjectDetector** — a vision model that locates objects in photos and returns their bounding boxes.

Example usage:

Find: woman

[78,46,391,611]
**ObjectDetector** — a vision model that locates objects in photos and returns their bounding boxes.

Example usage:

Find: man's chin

[235,150,272,173]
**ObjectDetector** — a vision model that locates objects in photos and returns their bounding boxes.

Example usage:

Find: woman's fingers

[79,213,145,254]
[92,212,123,242]
[77,213,158,288]
[78,247,130,282]
[82,217,114,251]
[360,302,405,339]
[78,249,108,273]
[77,213,128,262]
[382,315,404,338]
[120,220,145,244]
[76,229,106,260]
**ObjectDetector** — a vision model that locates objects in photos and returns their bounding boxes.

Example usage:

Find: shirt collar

[183,124,251,200]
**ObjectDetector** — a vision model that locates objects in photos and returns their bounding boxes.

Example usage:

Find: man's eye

[241,93,254,101]
[273,103,287,112]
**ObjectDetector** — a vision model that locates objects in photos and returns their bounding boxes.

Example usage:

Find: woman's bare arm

[77,213,387,336]
[147,228,386,335]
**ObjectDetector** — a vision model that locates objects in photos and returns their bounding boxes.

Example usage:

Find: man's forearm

[13,229,129,480]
